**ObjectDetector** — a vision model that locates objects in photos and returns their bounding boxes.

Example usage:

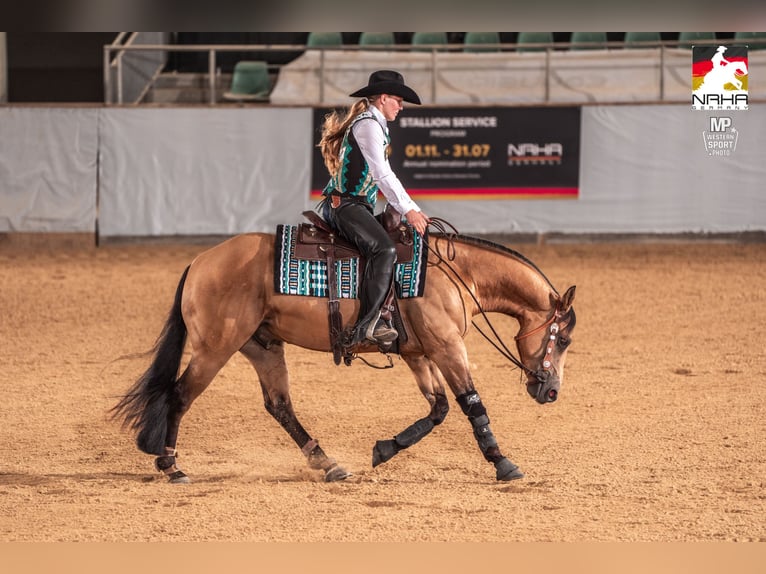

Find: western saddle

[298,207,415,365]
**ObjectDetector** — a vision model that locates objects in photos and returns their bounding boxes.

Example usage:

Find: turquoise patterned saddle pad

[274,224,427,299]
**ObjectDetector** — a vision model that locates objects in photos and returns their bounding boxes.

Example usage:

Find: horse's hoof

[372,439,399,467]
[324,464,351,482]
[495,458,524,481]
[167,470,191,484]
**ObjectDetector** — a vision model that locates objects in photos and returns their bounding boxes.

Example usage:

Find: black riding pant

[328,201,396,337]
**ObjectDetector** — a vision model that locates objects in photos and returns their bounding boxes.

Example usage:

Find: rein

[348,353,394,369]
[423,219,536,378]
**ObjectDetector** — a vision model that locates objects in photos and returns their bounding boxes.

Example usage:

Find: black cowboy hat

[349,70,421,104]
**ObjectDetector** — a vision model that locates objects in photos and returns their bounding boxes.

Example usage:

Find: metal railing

[105,41,304,105]
[103,37,765,106]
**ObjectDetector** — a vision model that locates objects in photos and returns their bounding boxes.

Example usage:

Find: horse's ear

[560,285,576,312]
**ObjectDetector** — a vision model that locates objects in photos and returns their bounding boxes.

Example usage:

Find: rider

[711,45,731,69]
[318,70,430,347]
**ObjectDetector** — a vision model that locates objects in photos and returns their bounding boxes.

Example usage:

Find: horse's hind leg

[371,354,450,467]
[156,353,231,483]
[239,338,351,482]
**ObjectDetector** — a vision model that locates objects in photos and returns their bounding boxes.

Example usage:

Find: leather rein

[424,218,565,381]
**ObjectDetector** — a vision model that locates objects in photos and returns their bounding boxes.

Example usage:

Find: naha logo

[692,45,749,110]
[507,142,563,166]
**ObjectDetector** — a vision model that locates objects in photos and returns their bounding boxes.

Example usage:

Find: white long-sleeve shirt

[351,105,421,216]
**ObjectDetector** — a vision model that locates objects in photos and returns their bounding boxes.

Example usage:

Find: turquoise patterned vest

[323,110,389,208]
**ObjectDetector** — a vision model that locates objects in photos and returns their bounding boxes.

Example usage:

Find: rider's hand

[405,209,430,236]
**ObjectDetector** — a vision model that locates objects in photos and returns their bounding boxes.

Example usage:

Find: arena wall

[0,105,763,238]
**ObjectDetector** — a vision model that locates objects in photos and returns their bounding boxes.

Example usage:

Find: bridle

[470,301,569,382]
[514,308,565,379]
[424,219,568,382]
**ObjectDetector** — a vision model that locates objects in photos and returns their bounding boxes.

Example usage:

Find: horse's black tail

[111,265,190,455]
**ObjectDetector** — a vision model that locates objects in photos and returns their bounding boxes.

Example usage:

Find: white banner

[0,107,98,232]
[98,108,313,236]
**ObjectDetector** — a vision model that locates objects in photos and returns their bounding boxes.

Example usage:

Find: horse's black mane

[430,232,559,295]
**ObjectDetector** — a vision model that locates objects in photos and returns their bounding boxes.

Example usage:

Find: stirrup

[365,318,398,344]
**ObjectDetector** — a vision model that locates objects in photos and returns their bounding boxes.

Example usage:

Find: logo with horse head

[692,45,749,110]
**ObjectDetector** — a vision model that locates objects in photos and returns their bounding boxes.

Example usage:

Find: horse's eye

[557,337,570,349]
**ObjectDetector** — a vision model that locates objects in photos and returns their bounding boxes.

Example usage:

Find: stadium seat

[307,32,343,47]
[623,31,661,48]
[516,31,554,52]
[677,32,716,49]
[222,61,271,102]
[359,32,395,47]
[569,31,607,50]
[734,31,766,50]
[411,32,448,51]
[463,32,501,52]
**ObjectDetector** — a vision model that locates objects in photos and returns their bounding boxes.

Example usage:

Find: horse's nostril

[547,389,558,402]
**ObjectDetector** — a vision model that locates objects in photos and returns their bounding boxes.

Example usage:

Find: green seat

[734,31,766,50]
[677,32,716,49]
[223,61,270,102]
[516,31,553,52]
[411,31,448,52]
[359,32,395,47]
[307,32,343,47]
[623,31,661,48]
[569,31,607,50]
[463,31,501,52]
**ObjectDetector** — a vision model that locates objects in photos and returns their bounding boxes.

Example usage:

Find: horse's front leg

[455,389,524,481]
[240,338,350,482]
[371,353,450,467]
[428,337,524,481]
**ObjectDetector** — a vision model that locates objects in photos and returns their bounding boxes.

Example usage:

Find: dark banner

[311,106,580,200]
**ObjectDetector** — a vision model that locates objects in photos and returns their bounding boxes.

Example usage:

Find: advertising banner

[311,106,580,201]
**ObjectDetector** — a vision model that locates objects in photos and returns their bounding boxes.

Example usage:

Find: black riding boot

[330,202,398,345]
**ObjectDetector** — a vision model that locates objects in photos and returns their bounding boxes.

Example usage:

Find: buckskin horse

[112,220,576,483]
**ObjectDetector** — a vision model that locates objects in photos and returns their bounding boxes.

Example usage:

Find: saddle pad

[274,224,427,299]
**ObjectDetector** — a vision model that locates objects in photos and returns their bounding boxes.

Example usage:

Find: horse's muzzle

[527,375,559,404]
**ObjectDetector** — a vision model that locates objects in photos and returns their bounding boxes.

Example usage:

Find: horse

[112,226,576,483]
[696,59,749,93]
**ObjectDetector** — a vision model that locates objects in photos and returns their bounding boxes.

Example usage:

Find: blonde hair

[319,98,374,177]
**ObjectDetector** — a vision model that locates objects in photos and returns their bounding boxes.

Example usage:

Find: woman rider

[318,70,430,347]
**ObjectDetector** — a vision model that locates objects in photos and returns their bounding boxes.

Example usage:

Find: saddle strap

[390,295,408,345]
[380,281,408,346]
[325,240,344,365]
[380,283,408,345]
